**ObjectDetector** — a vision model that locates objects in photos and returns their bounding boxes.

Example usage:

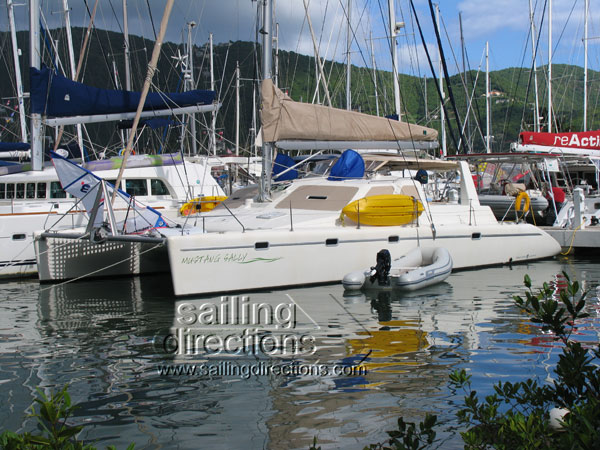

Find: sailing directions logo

[153,294,319,358]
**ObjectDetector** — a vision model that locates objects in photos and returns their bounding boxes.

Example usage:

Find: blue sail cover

[0,142,30,151]
[328,149,365,180]
[31,65,216,117]
[272,153,298,181]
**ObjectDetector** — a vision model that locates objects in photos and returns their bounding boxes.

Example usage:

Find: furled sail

[51,151,167,233]
[31,65,216,122]
[260,79,438,150]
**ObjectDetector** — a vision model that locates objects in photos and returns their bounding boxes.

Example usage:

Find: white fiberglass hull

[166,222,560,296]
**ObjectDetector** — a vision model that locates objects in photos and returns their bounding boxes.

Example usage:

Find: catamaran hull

[166,223,560,296]
[0,210,88,278]
[35,232,169,281]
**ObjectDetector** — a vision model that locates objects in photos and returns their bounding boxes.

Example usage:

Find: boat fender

[342,271,367,291]
[370,249,391,285]
[515,192,530,213]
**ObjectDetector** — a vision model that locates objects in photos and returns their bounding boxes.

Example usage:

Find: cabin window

[6,184,14,199]
[12,234,26,240]
[126,179,148,196]
[16,183,25,199]
[50,181,66,199]
[388,235,399,242]
[26,183,35,199]
[37,182,47,199]
[151,179,170,196]
[107,179,121,189]
[0,183,4,199]
[325,238,338,246]
[255,242,269,250]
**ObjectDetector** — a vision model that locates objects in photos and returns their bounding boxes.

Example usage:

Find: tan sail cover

[260,79,438,144]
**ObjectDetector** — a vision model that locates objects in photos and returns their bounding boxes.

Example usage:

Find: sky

[2,0,598,77]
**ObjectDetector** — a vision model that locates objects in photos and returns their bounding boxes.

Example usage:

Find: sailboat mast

[529,0,540,132]
[346,0,351,110]
[29,0,43,170]
[548,0,552,132]
[122,0,132,91]
[61,0,85,158]
[485,41,491,153]
[388,0,402,118]
[435,4,446,157]
[187,21,198,155]
[209,33,216,156]
[7,0,27,143]
[370,31,380,116]
[259,0,273,202]
[583,0,588,132]
[112,0,175,202]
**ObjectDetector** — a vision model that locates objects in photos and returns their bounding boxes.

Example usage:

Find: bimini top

[30,65,216,118]
[260,79,438,150]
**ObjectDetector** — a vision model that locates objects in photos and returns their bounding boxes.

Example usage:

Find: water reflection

[0,256,598,449]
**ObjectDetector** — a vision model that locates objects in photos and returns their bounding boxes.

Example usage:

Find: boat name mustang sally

[181,252,249,265]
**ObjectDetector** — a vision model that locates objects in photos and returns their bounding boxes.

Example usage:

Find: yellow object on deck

[515,191,530,213]
[179,196,228,216]
[341,194,424,226]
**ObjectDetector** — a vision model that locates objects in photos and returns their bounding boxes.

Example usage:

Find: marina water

[1,255,599,449]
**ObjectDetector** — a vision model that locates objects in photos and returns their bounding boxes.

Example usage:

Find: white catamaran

[35,0,560,295]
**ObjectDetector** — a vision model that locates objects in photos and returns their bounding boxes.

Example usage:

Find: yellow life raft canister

[179,196,227,216]
[340,194,424,226]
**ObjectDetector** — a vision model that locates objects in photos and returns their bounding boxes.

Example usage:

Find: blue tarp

[30,65,216,117]
[328,149,364,180]
[273,153,298,181]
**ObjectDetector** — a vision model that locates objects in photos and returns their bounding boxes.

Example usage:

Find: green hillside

[1,27,598,156]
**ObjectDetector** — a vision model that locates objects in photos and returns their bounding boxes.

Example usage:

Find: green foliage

[362,414,437,450]
[357,272,600,450]
[448,271,600,449]
[0,385,134,450]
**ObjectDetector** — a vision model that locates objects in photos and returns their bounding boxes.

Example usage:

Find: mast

[62,0,85,157]
[7,0,27,143]
[346,0,351,110]
[548,0,552,132]
[529,0,540,132]
[29,0,43,170]
[122,0,131,91]
[302,0,332,106]
[583,0,589,131]
[423,75,427,122]
[370,31,380,116]
[259,0,273,202]
[186,21,197,155]
[112,0,175,202]
[274,22,279,87]
[209,32,217,156]
[235,61,240,180]
[388,0,403,118]
[485,41,491,153]
[459,12,469,148]
[435,4,446,157]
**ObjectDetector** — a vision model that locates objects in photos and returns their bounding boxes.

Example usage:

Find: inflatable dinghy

[342,247,453,292]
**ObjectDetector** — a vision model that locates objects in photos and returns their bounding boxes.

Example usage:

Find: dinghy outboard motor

[370,249,391,285]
